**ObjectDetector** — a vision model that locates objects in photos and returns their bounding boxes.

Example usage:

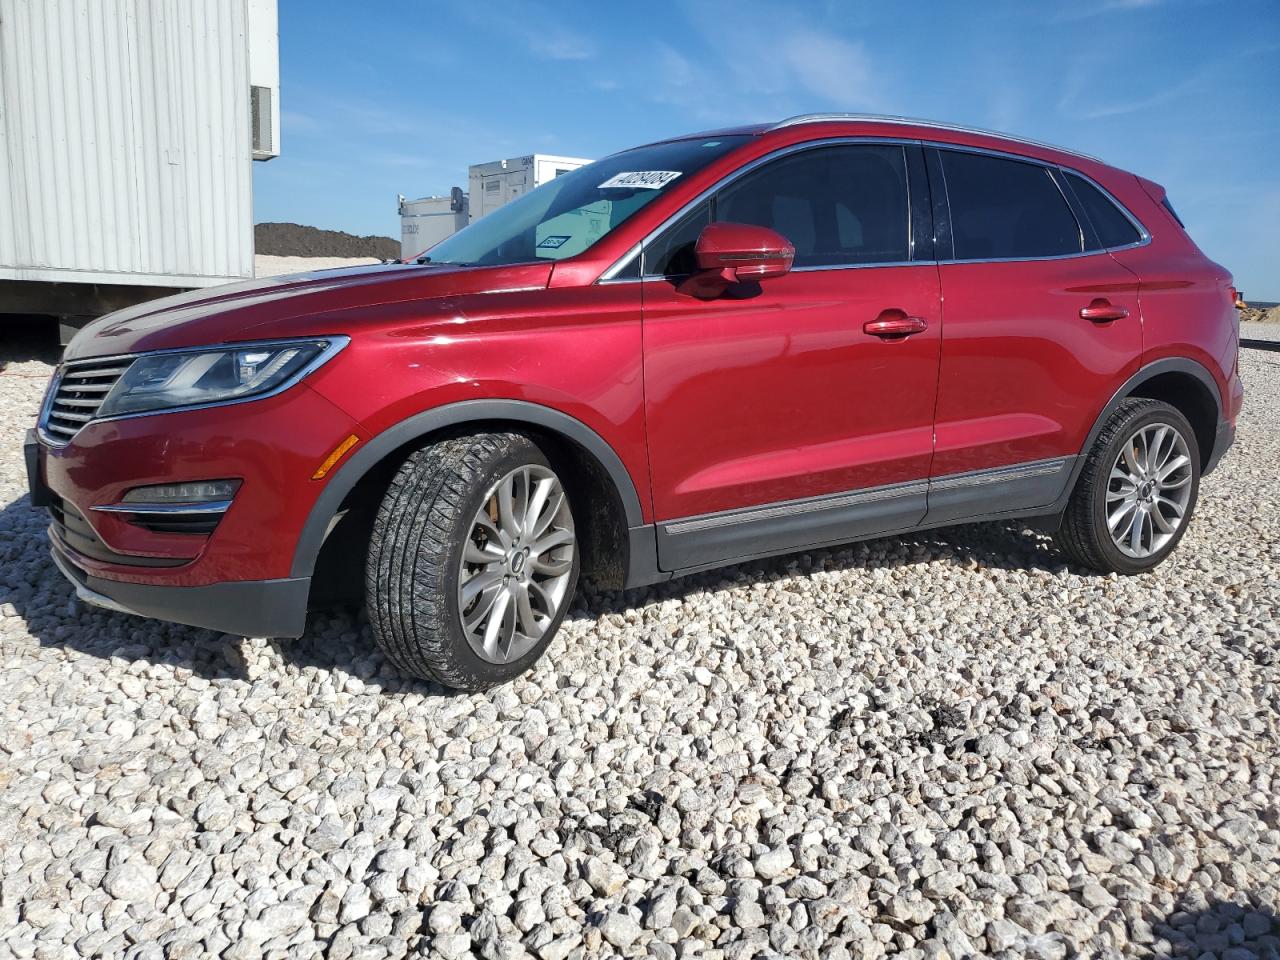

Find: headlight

[97,338,346,417]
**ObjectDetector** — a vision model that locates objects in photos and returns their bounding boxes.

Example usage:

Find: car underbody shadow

[572,518,1075,620]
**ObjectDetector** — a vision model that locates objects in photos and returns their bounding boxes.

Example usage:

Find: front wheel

[366,432,579,690]
[1055,398,1200,574]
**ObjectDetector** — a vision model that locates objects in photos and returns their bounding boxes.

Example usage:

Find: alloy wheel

[1106,422,1194,559]
[457,465,576,664]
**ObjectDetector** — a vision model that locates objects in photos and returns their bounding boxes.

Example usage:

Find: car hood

[63,261,554,361]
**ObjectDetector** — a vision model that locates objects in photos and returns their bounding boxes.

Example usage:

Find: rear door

[640,142,944,569]
[927,147,1143,524]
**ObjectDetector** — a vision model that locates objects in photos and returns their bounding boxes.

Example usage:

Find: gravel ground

[1,331,1278,960]
[1242,320,1280,343]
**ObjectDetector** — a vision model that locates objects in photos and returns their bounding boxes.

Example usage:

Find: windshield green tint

[415,137,750,267]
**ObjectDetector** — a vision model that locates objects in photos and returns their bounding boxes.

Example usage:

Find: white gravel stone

[597,910,642,948]
[754,846,794,880]
[101,862,159,905]
[1,332,1278,959]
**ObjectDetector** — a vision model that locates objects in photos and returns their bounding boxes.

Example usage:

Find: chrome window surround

[597,137,1150,283]
[600,137,922,282]
[926,140,1151,261]
[37,336,350,447]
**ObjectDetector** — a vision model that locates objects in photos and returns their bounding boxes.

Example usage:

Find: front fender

[290,399,646,579]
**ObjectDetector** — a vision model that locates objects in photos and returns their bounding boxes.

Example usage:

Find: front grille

[41,359,133,443]
[49,497,189,568]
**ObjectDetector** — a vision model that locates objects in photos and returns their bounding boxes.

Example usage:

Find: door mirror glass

[677,222,794,299]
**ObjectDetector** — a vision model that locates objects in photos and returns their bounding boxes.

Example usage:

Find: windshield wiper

[414,255,474,267]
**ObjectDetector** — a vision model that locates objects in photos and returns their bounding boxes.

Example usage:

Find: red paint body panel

[41,384,363,585]
[301,282,650,516]
[642,265,941,519]
[35,116,1241,601]
[932,253,1143,475]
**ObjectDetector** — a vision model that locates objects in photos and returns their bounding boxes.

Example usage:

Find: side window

[714,145,910,268]
[940,151,1083,260]
[643,201,710,277]
[1062,171,1143,249]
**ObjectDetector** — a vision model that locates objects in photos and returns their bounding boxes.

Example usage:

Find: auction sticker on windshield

[598,171,682,190]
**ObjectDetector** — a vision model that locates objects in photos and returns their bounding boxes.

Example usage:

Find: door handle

[1080,298,1129,323]
[864,312,928,339]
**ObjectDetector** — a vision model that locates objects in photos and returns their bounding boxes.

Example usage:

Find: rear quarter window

[1063,171,1143,249]
[940,150,1083,260]
[1161,196,1186,227]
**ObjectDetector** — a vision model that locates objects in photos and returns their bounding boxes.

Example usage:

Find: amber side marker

[312,434,361,480]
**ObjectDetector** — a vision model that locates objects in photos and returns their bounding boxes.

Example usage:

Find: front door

[640,142,943,569]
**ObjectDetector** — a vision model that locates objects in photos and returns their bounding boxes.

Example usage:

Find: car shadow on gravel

[1150,893,1278,958]
[2,478,1074,690]
[0,489,468,692]
[577,519,1073,617]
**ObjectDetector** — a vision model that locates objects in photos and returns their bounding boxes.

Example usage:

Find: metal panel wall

[0,0,255,287]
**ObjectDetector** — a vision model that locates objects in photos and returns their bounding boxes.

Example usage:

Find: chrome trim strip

[791,260,935,273]
[665,480,929,536]
[50,547,142,617]
[37,336,350,447]
[929,457,1071,491]
[662,457,1074,536]
[90,500,233,516]
[772,113,1102,163]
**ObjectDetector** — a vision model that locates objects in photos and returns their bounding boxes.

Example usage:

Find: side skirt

[644,456,1075,577]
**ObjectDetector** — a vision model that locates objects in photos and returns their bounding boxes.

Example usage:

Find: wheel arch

[1076,357,1223,484]
[293,400,647,587]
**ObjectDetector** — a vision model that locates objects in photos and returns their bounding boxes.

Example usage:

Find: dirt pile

[255,223,398,260]
[1239,303,1280,324]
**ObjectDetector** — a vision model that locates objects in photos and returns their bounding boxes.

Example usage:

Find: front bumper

[24,381,356,637]
[49,542,311,637]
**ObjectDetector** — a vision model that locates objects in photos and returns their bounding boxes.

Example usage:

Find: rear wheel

[366,432,579,690]
[1055,398,1200,574]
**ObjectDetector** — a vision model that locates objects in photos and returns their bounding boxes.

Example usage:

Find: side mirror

[677,222,795,299]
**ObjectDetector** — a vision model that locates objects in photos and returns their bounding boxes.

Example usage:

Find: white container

[399,190,469,260]
[467,155,590,222]
[0,0,279,308]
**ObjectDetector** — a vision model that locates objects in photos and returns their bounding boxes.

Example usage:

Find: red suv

[26,115,1242,690]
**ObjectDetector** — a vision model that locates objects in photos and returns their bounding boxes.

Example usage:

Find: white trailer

[467,154,590,221]
[0,0,280,340]
[398,189,469,260]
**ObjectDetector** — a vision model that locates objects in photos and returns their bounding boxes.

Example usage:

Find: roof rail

[770,113,1101,163]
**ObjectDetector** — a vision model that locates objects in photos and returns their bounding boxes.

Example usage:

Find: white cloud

[633,3,892,125]
[1054,0,1164,21]
[777,30,878,108]
[526,26,597,61]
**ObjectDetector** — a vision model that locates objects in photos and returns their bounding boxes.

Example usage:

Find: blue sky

[254,0,1280,299]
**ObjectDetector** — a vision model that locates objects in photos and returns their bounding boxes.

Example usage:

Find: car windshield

[415,136,751,267]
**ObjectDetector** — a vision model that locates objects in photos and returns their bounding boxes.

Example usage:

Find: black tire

[366,432,580,690]
[1055,398,1200,574]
